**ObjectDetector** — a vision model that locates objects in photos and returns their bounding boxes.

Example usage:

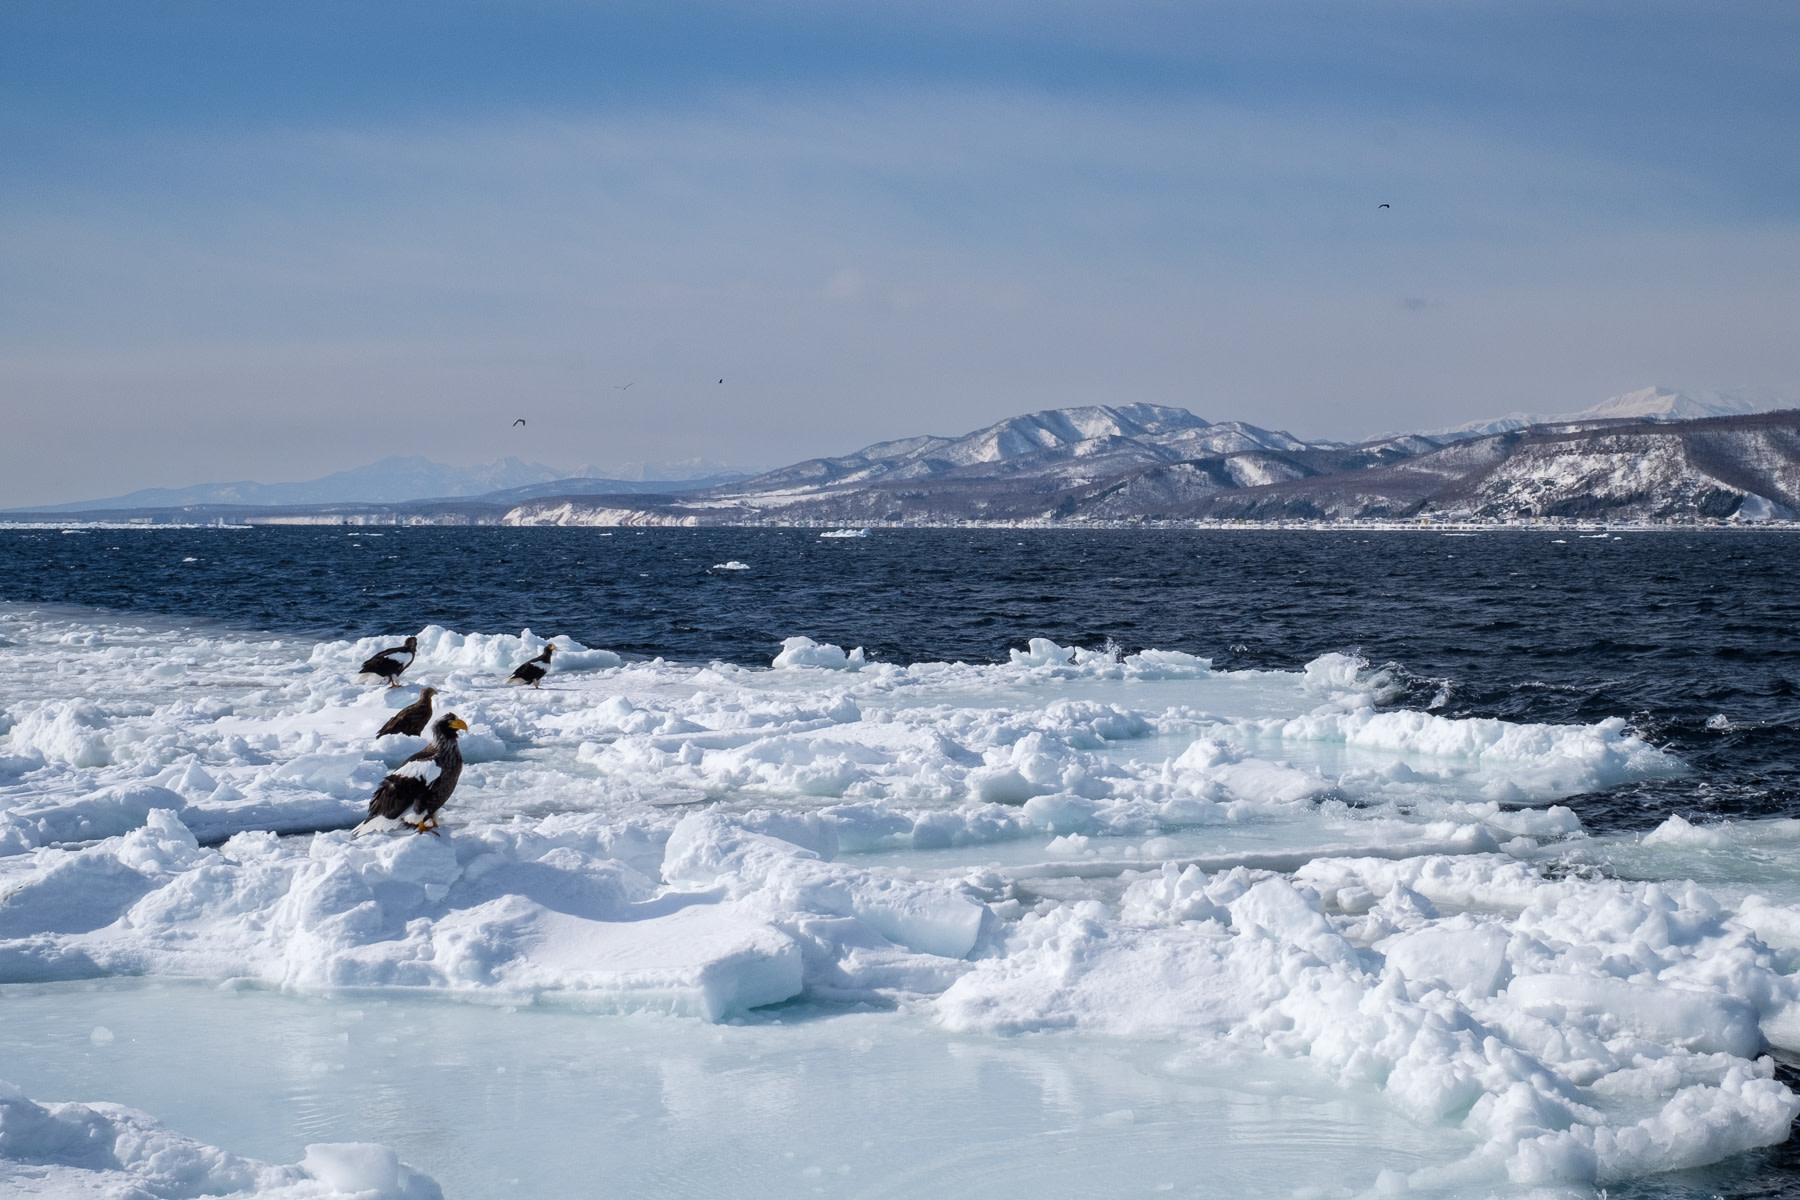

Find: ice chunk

[7,606,1790,1196]
[302,1143,441,1199]
[1507,974,1764,1058]
[504,902,804,1019]
[1010,638,1075,668]
[1119,863,1226,925]
[772,636,867,670]
[1302,652,1366,692]
[1643,813,1733,848]
[8,699,114,767]
[1227,878,1355,967]
[1377,918,1511,997]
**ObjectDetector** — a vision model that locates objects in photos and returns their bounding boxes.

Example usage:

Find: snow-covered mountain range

[736,403,1319,495]
[12,387,1794,523]
[505,391,1798,526]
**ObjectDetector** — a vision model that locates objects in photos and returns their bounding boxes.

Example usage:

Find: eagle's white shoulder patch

[392,759,441,785]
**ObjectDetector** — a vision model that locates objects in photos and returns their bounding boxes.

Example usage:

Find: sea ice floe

[0,605,1792,1192]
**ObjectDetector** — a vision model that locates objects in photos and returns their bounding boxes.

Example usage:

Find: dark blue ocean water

[3,526,1796,835]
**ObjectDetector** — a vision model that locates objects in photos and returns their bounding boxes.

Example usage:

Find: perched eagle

[375,686,437,738]
[357,713,468,835]
[506,643,556,688]
[358,636,418,688]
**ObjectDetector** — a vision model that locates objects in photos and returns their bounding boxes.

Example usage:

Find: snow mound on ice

[0,1079,442,1198]
[0,807,992,1019]
[0,783,186,856]
[8,700,116,768]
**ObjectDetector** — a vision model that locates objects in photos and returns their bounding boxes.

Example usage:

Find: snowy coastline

[4,518,1796,533]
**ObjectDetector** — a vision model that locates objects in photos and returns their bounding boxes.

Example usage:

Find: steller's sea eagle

[357,713,468,835]
[376,686,437,738]
[358,636,418,688]
[506,643,556,688]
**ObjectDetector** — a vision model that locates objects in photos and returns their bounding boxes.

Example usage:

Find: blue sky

[2,1,1797,504]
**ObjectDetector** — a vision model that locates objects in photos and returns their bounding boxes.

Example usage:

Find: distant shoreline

[4,517,1793,533]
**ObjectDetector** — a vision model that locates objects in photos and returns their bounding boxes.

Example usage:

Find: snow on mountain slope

[1428,418,1800,521]
[1408,387,1779,444]
[718,405,1319,501]
[1577,386,1763,423]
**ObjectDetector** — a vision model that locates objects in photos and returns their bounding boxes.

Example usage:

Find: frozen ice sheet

[0,980,1472,1200]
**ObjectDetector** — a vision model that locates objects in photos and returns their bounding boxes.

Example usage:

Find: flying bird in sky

[615,382,634,391]
[1379,204,1390,209]
[513,418,526,426]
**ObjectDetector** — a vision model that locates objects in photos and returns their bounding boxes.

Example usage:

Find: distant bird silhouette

[615,383,634,391]
[1378,204,1390,209]
[513,418,526,427]
[718,379,724,384]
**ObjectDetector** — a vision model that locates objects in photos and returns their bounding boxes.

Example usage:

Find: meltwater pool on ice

[1,604,1798,1198]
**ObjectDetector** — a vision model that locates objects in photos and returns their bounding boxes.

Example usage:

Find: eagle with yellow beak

[357,713,468,835]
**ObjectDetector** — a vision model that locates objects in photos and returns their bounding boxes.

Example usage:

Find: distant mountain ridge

[505,395,1800,527]
[22,457,749,513]
[23,456,568,512]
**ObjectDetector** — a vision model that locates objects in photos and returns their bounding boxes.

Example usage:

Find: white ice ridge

[0,1079,440,1198]
[5,606,1789,1192]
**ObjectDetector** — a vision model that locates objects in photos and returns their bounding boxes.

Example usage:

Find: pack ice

[2,605,1797,1195]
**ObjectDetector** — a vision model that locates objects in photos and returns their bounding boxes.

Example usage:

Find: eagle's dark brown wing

[366,744,442,820]
[367,773,431,821]
[377,695,433,738]
[359,653,410,681]
[507,662,547,686]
